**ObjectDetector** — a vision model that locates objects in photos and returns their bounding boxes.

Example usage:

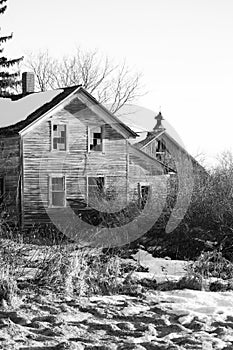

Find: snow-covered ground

[1,286,233,349]
[1,245,233,349]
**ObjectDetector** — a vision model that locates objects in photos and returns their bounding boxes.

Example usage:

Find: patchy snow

[133,249,188,278]
[2,240,233,349]
[0,90,63,128]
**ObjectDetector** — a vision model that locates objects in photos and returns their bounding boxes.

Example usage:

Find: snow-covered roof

[0,90,62,128]
[0,87,138,139]
[116,104,184,147]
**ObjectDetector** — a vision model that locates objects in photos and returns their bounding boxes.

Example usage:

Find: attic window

[52,124,67,151]
[156,139,166,153]
[89,126,103,152]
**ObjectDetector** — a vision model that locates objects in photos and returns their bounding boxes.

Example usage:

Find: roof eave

[19,86,81,136]
[129,143,175,173]
[78,87,138,139]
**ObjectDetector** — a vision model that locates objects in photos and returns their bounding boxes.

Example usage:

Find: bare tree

[25,48,144,113]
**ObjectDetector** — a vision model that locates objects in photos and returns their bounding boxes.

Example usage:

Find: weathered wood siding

[128,162,167,203]
[0,136,21,222]
[128,144,165,203]
[142,135,176,169]
[22,95,128,225]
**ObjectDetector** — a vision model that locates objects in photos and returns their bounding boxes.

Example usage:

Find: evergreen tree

[0,0,23,96]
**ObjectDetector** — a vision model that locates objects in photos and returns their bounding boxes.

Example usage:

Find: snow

[116,104,184,146]
[3,240,233,349]
[133,249,188,278]
[156,289,233,319]
[0,90,63,128]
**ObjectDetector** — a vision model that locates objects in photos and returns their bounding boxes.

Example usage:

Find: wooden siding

[0,136,21,223]
[142,135,176,170]
[128,159,168,204]
[22,95,128,225]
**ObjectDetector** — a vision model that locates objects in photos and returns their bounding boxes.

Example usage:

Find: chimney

[22,72,35,94]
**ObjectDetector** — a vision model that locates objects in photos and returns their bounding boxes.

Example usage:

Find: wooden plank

[22,96,129,224]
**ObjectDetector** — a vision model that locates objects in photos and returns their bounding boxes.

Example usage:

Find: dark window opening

[89,127,102,151]
[0,178,4,203]
[156,139,166,153]
[88,177,105,204]
[138,184,150,209]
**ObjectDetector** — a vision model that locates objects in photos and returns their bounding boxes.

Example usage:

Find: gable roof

[117,104,207,173]
[0,87,138,138]
[116,104,183,146]
[0,87,78,134]
[128,143,175,174]
[134,130,164,149]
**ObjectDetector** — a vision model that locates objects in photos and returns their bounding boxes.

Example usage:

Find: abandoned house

[0,73,168,229]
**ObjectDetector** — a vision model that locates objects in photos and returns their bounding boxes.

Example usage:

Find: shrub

[135,151,233,261]
[31,245,138,297]
[186,250,233,280]
[0,276,18,306]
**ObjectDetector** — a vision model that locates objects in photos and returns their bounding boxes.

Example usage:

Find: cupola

[153,111,165,131]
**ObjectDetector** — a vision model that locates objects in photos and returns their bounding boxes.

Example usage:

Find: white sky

[2,0,233,167]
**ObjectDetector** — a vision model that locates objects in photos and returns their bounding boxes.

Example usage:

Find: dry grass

[32,245,139,297]
[0,232,141,302]
[186,250,233,281]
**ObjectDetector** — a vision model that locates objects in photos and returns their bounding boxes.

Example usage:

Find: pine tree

[0,0,23,96]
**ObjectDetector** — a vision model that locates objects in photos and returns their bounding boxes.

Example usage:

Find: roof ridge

[9,85,82,101]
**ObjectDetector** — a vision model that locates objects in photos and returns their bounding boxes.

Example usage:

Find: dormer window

[88,126,103,152]
[52,124,67,151]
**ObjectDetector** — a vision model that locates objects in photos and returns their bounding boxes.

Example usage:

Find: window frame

[51,121,68,152]
[0,177,4,204]
[88,125,104,153]
[49,175,66,208]
[138,182,150,209]
[156,139,166,153]
[86,175,105,206]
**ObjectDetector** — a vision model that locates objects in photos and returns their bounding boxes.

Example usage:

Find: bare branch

[24,48,145,111]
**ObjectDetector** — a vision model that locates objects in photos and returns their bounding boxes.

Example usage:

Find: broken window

[89,126,103,151]
[52,124,67,151]
[50,176,66,207]
[156,139,166,153]
[156,139,166,161]
[138,184,150,209]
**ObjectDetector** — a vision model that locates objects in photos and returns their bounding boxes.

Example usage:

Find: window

[156,139,166,153]
[89,126,103,151]
[156,139,166,161]
[0,178,4,203]
[52,124,67,151]
[50,176,66,207]
[87,177,105,205]
[138,184,150,209]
